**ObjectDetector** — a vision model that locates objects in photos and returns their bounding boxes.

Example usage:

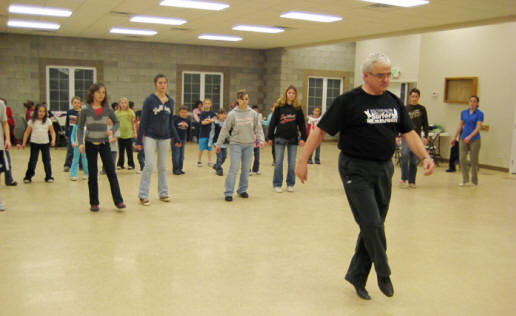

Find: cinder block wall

[0,33,355,137]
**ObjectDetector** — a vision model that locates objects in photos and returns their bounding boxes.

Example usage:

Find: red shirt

[94,107,103,116]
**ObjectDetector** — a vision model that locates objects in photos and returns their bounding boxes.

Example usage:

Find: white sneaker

[255,171,261,175]
[136,170,142,174]
[0,201,5,211]
[82,175,88,180]
[197,162,203,167]
[459,182,468,187]
[71,176,78,181]
[208,162,214,167]
[274,187,283,193]
[287,186,294,192]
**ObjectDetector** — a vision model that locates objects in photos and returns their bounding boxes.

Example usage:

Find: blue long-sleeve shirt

[137,93,180,145]
[65,109,80,137]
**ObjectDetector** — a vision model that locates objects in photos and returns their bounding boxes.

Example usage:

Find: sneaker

[116,166,121,170]
[71,176,78,181]
[64,166,70,172]
[248,172,253,177]
[90,205,99,212]
[208,162,214,167]
[459,182,468,187]
[180,171,185,174]
[139,198,150,206]
[287,186,294,192]
[45,177,55,183]
[255,171,261,175]
[82,175,88,180]
[0,201,5,211]
[307,160,313,164]
[274,187,283,193]
[197,161,202,167]
[116,202,126,210]
[136,170,142,174]
[238,192,249,198]
[128,166,135,170]
[23,178,31,184]
[225,196,233,202]
[159,196,171,202]
[216,169,223,176]
[6,181,17,186]
[409,183,417,189]
[399,180,408,187]
[315,161,320,165]
[173,171,182,175]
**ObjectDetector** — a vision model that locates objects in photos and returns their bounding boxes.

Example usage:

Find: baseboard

[440,158,509,172]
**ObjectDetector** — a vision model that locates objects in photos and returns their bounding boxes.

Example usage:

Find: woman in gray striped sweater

[78,83,125,212]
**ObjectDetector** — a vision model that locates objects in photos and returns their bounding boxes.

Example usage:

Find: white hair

[362,52,391,73]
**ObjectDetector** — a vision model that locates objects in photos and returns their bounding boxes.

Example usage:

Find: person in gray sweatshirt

[77,83,125,212]
[215,90,265,201]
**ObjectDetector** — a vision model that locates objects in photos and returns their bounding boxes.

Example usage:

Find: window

[307,77,343,114]
[182,71,223,110]
[46,66,96,111]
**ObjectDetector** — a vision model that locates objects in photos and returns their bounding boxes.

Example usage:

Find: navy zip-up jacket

[137,93,180,145]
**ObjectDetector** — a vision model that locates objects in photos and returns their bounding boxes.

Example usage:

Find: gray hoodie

[216,106,265,146]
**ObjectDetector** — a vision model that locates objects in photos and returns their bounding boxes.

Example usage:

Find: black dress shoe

[225,196,233,202]
[345,276,371,300]
[445,169,456,173]
[378,276,394,297]
[6,181,17,186]
[238,192,249,198]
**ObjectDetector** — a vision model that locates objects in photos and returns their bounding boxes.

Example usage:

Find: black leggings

[25,143,52,180]
[117,138,135,168]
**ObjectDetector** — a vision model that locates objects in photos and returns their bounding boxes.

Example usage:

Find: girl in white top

[21,104,56,183]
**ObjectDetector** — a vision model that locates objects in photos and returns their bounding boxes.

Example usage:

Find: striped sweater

[77,104,119,145]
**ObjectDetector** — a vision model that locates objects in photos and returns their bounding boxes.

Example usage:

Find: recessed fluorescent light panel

[160,0,229,11]
[198,34,242,42]
[130,15,186,25]
[280,11,342,23]
[361,0,429,7]
[7,19,60,30]
[110,28,157,36]
[8,4,72,17]
[232,25,284,34]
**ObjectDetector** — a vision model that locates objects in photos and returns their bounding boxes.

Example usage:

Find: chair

[426,132,441,166]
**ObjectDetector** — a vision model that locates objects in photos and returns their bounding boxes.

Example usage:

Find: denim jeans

[308,145,320,163]
[64,138,74,168]
[137,149,145,171]
[225,144,253,197]
[25,143,52,180]
[85,142,123,206]
[171,140,185,173]
[139,137,170,199]
[400,139,419,184]
[214,147,227,172]
[4,150,14,184]
[273,139,297,187]
[70,146,88,177]
[252,147,260,172]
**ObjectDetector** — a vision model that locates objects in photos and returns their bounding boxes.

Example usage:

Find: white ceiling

[1,0,515,49]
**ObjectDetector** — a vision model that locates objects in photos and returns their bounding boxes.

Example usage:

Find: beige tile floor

[0,143,515,316]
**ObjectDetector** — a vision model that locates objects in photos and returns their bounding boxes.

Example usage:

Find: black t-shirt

[267,104,307,144]
[199,111,216,138]
[406,104,429,138]
[318,87,414,161]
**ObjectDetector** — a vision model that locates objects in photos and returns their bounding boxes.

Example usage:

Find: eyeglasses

[368,72,392,79]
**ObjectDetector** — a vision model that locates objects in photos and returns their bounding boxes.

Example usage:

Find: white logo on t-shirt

[153,104,171,115]
[363,109,398,124]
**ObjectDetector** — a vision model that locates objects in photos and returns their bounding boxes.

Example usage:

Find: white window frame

[46,65,97,111]
[182,71,224,109]
[307,76,344,113]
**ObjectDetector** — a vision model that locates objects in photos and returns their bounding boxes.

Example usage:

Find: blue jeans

[252,147,260,172]
[64,138,74,168]
[214,147,227,172]
[137,148,145,171]
[171,141,185,173]
[308,145,320,163]
[273,140,297,187]
[400,139,418,184]
[225,144,253,197]
[70,146,88,177]
[139,137,170,199]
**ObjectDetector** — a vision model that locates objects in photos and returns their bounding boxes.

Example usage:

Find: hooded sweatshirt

[137,93,180,145]
[215,106,264,146]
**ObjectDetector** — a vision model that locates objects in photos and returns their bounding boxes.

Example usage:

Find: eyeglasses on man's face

[368,72,392,80]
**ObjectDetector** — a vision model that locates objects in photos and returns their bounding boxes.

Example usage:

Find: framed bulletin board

[444,77,478,103]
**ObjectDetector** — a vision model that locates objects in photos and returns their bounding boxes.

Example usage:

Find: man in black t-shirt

[295,53,435,300]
